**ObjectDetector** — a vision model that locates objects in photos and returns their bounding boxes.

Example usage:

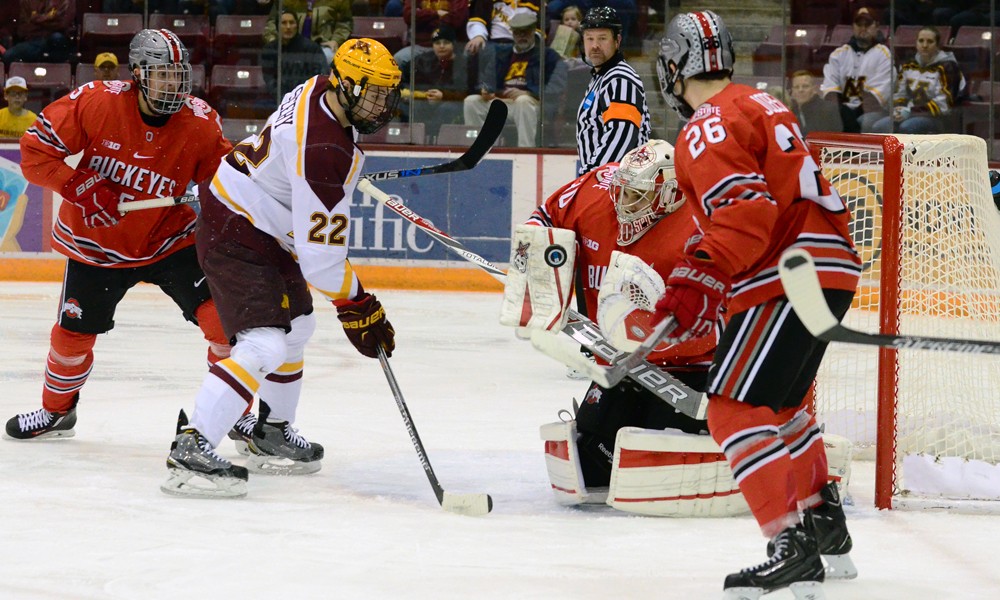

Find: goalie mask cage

[808,133,1000,510]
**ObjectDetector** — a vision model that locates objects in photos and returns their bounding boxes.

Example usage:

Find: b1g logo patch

[544,244,568,268]
[62,298,83,319]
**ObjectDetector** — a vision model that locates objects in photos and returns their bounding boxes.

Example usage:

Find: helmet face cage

[608,141,683,245]
[331,39,402,134]
[658,11,735,118]
[129,29,192,115]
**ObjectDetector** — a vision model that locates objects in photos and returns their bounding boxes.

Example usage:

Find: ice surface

[2,283,999,599]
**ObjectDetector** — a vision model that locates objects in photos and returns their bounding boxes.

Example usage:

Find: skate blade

[231,439,251,457]
[823,554,858,580]
[160,468,247,498]
[246,454,322,476]
[3,429,76,441]
[722,582,824,600]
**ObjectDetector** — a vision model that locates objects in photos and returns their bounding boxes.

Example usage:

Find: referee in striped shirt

[575,7,651,176]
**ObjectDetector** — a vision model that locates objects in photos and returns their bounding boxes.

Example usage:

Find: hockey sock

[708,394,799,538]
[190,357,262,447]
[778,404,828,510]
[42,325,97,412]
[195,299,231,365]
[260,361,304,423]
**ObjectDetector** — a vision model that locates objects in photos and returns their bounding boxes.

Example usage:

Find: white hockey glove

[499,224,576,333]
[596,251,665,351]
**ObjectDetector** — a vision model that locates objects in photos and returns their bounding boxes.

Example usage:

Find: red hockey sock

[43,325,97,412]
[196,299,231,365]
[777,403,828,509]
[708,395,799,537]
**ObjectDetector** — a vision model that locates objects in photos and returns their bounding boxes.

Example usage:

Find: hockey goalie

[501,140,852,517]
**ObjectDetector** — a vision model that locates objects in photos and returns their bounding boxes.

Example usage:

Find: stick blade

[441,492,493,516]
[778,249,841,338]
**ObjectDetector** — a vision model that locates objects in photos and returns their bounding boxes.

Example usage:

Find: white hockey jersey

[821,41,894,110]
[209,75,363,301]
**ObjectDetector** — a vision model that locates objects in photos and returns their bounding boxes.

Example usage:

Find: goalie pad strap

[500,225,577,332]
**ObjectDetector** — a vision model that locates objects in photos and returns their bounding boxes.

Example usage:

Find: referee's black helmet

[579,6,622,37]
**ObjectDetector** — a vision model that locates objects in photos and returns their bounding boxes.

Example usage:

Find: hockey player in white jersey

[161,38,402,498]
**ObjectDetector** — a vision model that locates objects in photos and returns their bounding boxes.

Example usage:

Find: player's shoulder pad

[183,95,219,120]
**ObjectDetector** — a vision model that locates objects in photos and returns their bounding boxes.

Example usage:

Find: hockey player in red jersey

[160,38,401,498]
[655,11,861,599]
[5,29,233,441]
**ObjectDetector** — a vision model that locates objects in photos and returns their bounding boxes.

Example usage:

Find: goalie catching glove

[654,254,729,342]
[597,251,665,351]
[334,293,395,358]
[62,168,124,228]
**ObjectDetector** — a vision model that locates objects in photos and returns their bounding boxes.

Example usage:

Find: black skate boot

[243,400,324,475]
[227,412,257,456]
[805,481,857,580]
[4,394,79,440]
[161,410,249,498]
[723,525,825,600]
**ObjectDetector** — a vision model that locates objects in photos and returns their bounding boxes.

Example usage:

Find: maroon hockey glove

[62,169,123,228]
[334,293,395,358]
[654,257,730,342]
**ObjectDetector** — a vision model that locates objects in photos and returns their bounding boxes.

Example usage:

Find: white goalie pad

[607,427,750,517]
[597,251,665,351]
[539,420,608,505]
[500,225,577,333]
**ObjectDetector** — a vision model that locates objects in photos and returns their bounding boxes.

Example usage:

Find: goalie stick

[117,100,508,214]
[779,248,1000,354]
[376,346,494,516]
[356,178,708,420]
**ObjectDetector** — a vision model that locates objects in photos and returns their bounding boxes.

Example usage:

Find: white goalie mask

[608,139,683,245]
[129,28,193,115]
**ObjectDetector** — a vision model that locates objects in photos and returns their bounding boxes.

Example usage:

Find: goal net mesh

[810,133,1000,502]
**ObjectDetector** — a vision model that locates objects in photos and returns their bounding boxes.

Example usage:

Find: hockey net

[808,133,1000,509]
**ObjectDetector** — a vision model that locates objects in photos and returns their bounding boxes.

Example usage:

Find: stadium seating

[733,75,786,96]
[149,14,211,65]
[812,24,890,71]
[74,63,133,85]
[8,63,74,113]
[207,65,273,119]
[79,13,143,63]
[947,26,992,81]
[436,123,504,147]
[752,25,827,77]
[213,15,269,66]
[349,17,408,55]
[222,119,266,143]
[359,122,426,144]
[891,25,926,64]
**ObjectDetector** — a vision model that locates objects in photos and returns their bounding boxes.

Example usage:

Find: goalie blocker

[499,224,577,333]
[541,422,853,517]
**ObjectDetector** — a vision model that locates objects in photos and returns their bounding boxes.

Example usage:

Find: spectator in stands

[465,0,532,55]
[543,0,637,44]
[3,0,74,66]
[465,11,566,147]
[93,52,120,82]
[398,24,469,139]
[872,26,966,134]
[263,0,353,64]
[262,10,329,98]
[394,0,468,66]
[788,70,843,135]
[820,6,893,133]
[550,5,583,60]
[0,76,37,139]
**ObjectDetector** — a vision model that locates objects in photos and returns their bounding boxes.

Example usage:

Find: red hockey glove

[654,257,730,342]
[62,169,123,228]
[334,293,395,358]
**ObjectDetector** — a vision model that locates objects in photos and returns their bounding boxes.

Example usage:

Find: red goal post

[806,132,1000,510]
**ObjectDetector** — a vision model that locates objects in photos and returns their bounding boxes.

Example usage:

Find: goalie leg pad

[500,225,576,332]
[540,420,608,505]
[607,427,750,517]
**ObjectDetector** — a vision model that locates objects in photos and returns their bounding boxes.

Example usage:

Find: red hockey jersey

[674,83,862,314]
[21,80,232,267]
[528,166,715,368]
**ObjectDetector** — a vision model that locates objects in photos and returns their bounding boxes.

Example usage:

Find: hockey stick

[117,101,508,214]
[376,346,494,516]
[779,248,1000,354]
[363,100,507,181]
[356,178,708,420]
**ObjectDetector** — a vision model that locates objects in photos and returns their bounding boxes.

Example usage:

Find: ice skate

[723,525,825,600]
[227,412,257,456]
[805,481,857,580]
[4,396,78,440]
[161,410,248,498]
[242,401,323,475]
